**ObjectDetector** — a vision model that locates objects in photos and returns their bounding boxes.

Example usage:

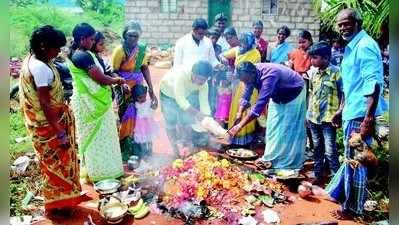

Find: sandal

[254,159,272,170]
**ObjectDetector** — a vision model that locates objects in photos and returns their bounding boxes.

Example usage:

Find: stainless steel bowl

[94,179,121,195]
[127,155,140,170]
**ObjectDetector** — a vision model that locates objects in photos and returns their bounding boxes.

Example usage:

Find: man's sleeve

[199,83,211,115]
[173,38,184,67]
[173,71,191,110]
[240,83,255,108]
[250,75,278,117]
[359,44,383,96]
[208,41,219,67]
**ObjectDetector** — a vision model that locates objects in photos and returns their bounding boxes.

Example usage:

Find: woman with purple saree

[111,21,158,161]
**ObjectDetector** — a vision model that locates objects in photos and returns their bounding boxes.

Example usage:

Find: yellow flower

[221,159,230,168]
[197,186,208,199]
[172,159,184,169]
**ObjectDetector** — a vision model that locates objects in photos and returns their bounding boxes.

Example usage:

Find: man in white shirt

[173,18,219,69]
[214,13,230,52]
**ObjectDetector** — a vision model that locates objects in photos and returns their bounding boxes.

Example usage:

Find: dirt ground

[32,66,361,225]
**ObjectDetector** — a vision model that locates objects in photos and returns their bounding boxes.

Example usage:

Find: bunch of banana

[122,175,140,187]
[128,199,150,219]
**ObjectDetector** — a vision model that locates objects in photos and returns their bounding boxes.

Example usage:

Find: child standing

[132,84,159,160]
[330,37,344,66]
[288,30,313,76]
[306,41,342,185]
[206,27,223,116]
[214,76,232,127]
[288,30,314,152]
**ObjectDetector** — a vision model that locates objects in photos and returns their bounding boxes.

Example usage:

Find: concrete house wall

[125,0,320,46]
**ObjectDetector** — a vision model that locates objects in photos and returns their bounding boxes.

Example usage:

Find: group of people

[19,21,160,216]
[19,8,387,221]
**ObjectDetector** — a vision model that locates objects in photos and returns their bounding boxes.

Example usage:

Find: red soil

[33,66,360,225]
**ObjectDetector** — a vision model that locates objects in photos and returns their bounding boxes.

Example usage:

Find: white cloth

[135,100,154,118]
[217,35,230,52]
[173,32,219,69]
[28,56,54,87]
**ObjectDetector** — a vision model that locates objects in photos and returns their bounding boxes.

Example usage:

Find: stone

[136,0,147,7]
[159,13,170,19]
[279,16,291,22]
[303,17,315,23]
[140,7,151,13]
[296,23,308,29]
[308,23,320,30]
[147,0,159,8]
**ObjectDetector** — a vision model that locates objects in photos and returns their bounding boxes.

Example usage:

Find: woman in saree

[219,32,261,146]
[111,20,158,161]
[19,25,84,215]
[228,61,306,170]
[68,23,125,182]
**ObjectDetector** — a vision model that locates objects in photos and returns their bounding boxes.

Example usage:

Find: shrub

[10,4,122,57]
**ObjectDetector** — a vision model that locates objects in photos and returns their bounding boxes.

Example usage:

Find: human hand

[228,124,242,137]
[114,77,126,85]
[150,95,158,109]
[331,112,342,128]
[196,112,206,122]
[234,111,243,124]
[122,84,131,93]
[360,116,374,141]
[214,63,226,71]
[56,130,70,148]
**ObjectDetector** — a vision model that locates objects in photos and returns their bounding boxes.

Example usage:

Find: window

[262,0,278,15]
[160,0,177,13]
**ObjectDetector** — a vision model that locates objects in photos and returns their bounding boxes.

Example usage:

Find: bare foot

[330,209,353,220]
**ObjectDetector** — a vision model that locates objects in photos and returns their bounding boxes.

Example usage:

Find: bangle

[57,131,66,139]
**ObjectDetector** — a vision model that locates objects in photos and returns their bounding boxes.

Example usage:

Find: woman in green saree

[68,23,125,182]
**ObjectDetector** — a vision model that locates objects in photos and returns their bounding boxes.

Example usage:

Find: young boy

[306,41,343,185]
[330,37,344,66]
[207,26,222,61]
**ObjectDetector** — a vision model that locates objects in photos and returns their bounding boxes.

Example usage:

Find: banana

[128,199,144,214]
[134,204,150,219]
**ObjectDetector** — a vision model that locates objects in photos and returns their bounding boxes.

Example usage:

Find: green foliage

[76,0,124,29]
[10,3,123,57]
[9,0,48,7]
[10,112,32,154]
[10,178,29,216]
[312,0,390,39]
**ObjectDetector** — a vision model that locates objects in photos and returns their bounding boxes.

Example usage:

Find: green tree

[75,0,124,27]
[10,0,48,7]
[312,0,390,39]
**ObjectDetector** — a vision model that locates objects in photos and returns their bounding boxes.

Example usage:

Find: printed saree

[223,47,261,145]
[19,55,83,210]
[68,51,123,182]
[111,43,149,161]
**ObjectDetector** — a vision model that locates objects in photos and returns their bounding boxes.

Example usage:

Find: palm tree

[312,0,390,39]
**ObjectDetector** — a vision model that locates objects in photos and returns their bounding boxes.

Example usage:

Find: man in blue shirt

[325,8,388,220]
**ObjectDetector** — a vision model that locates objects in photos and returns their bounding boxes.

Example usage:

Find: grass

[10,112,32,154]
[10,4,123,58]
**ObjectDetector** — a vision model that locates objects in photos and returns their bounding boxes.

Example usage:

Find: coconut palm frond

[313,0,389,39]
